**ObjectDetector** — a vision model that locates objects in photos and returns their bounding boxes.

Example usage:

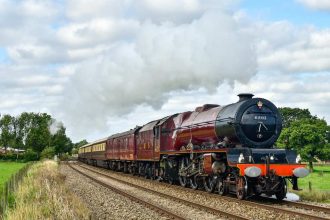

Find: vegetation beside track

[4,160,90,220]
[0,162,26,194]
[290,165,330,203]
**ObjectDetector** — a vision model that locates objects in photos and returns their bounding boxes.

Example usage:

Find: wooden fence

[0,163,32,219]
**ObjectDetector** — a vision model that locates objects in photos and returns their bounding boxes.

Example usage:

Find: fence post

[308,181,312,192]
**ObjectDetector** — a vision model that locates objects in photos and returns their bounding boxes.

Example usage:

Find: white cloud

[297,0,330,11]
[65,0,128,21]
[7,44,67,64]
[0,0,60,45]
[251,22,330,73]
[57,18,139,48]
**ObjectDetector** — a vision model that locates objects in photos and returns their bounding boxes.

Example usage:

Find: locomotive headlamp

[293,167,309,178]
[270,155,274,161]
[244,166,262,178]
[257,101,263,109]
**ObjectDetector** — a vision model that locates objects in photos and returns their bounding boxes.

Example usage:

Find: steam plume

[60,9,257,138]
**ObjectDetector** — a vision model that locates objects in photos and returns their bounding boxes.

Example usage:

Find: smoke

[48,119,63,135]
[60,6,257,138]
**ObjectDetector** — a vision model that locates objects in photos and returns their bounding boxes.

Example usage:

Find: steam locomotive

[78,93,309,200]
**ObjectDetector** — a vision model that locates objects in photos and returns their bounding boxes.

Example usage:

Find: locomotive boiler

[78,93,309,200]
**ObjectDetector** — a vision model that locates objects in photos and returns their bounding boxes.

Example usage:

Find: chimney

[238,93,254,102]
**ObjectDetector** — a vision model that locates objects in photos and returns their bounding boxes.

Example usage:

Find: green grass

[298,165,330,191]
[0,162,26,193]
[290,165,330,203]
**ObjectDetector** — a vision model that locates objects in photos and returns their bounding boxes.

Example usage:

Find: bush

[0,152,24,161]
[71,148,78,155]
[4,152,15,160]
[59,153,69,161]
[23,149,39,162]
[40,147,55,159]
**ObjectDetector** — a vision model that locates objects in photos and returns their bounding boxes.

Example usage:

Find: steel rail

[78,162,330,220]
[283,201,330,215]
[75,163,249,220]
[251,197,330,215]
[68,163,186,220]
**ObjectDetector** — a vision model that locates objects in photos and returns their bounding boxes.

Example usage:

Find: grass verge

[4,160,90,220]
[294,190,330,203]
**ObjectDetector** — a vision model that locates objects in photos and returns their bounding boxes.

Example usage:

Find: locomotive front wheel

[236,176,247,200]
[275,178,287,201]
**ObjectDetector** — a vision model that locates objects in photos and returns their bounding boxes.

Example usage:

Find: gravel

[73,165,226,220]
[60,164,169,220]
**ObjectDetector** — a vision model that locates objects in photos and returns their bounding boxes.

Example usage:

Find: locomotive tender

[78,93,309,200]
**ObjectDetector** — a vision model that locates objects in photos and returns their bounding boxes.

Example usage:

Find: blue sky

[241,0,330,28]
[0,48,8,63]
[0,0,329,141]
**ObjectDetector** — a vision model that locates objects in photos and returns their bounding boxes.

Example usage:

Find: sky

[0,0,330,142]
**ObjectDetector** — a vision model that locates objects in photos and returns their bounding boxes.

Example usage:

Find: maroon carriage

[106,127,140,171]
[136,120,159,161]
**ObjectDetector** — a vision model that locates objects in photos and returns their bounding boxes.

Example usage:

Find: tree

[25,113,52,155]
[278,107,317,128]
[40,146,56,159]
[72,139,88,155]
[14,112,34,149]
[277,118,330,171]
[51,125,73,154]
[74,140,88,148]
[0,114,15,151]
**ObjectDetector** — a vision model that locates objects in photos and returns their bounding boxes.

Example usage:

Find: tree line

[0,112,85,160]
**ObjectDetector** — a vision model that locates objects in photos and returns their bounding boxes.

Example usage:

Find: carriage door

[153,126,161,160]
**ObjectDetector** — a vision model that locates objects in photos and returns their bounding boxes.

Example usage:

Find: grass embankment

[0,162,26,193]
[292,165,330,202]
[5,160,90,220]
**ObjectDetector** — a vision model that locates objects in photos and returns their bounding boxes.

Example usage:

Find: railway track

[69,162,249,220]
[76,162,330,220]
[68,163,186,220]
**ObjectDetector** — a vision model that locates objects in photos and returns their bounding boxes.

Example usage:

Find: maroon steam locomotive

[78,94,309,200]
